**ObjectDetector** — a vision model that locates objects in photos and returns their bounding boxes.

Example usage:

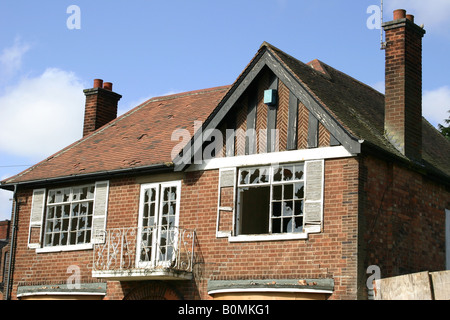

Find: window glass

[237,162,305,236]
[43,185,94,247]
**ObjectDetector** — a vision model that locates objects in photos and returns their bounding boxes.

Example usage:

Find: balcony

[92,226,195,281]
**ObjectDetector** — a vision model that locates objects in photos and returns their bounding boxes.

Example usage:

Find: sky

[0,0,449,220]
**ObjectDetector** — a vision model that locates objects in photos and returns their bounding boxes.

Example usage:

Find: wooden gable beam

[174,48,361,171]
[262,50,361,154]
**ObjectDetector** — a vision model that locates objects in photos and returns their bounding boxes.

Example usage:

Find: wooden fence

[373,270,450,300]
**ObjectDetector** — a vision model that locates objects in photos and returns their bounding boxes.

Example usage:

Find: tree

[438,110,450,140]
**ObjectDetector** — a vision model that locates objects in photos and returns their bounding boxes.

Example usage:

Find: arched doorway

[123,281,184,300]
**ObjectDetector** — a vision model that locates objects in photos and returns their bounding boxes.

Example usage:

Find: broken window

[236,163,305,235]
[137,181,181,268]
[43,185,95,247]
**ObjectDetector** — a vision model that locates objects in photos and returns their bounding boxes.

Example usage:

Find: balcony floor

[92,268,193,281]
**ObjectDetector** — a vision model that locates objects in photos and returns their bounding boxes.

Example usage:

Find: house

[0,220,11,300]
[0,9,449,300]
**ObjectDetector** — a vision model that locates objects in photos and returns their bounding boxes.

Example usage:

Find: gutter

[0,163,174,191]
[4,184,18,300]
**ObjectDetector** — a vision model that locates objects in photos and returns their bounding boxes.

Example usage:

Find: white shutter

[28,189,46,248]
[304,160,324,234]
[216,168,236,237]
[91,181,109,244]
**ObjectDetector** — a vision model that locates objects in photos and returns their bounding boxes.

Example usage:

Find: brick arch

[123,281,184,300]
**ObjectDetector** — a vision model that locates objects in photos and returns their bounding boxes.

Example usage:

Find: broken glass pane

[55,190,63,203]
[63,188,71,202]
[294,217,303,232]
[283,217,293,233]
[61,232,68,246]
[48,191,56,204]
[284,184,293,200]
[143,203,149,218]
[273,167,282,182]
[294,200,303,216]
[169,202,176,216]
[282,201,293,216]
[53,233,60,246]
[47,207,55,219]
[162,203,168,216]
[240,170,249,185]
[80,187,88,200]
[294,164,304,180]
[294,183,304,199]
[273,185,282,200]
[272,202,281,217]
[283,166,293,181]
[272,218,281,233]
[250,169,260,184]
[170,187,177,200]
[260,168,269,183]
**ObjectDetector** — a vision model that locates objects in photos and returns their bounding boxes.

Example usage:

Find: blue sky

[1,0,449,220]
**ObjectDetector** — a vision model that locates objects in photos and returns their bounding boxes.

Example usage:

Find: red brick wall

[8,153,448,300]
[359,154,449,294]
[0,220,10,240]
[179,157,360,300]
[8,157,362,300]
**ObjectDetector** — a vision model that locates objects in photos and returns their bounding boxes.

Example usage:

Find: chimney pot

[103,82,113,91]
[406,14,414,23]
[393,9,406,20]
[93,79,103,88]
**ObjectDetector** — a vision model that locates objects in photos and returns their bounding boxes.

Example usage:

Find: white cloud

[385,0,450,33]
[0,37,31,81]
[0,174,13,221]
[423,86,450,127]
[0,189,13,221]
[0,68,86,160]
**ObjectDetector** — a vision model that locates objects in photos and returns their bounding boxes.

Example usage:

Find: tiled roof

[2,86,230,185]
[2,43,449,187]
[264,43,450,180]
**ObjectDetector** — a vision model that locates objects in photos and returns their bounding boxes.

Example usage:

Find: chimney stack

[383,9,426,161]
[83,79,122,137]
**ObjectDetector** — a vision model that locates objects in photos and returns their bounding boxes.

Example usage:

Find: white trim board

[186,146,355,172]
[208,288,333,295]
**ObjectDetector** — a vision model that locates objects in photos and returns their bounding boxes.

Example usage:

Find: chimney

[82,79,122,137]
[383,9,426,161]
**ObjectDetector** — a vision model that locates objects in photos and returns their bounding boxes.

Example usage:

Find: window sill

[228,233,308,242]
[36,243,93,253]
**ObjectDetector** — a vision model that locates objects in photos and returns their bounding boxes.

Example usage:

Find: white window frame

[136,181,181,269]
[232,162,308,242]
[37,184,96,253]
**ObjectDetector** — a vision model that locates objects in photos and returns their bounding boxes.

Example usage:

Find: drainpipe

[5,184,18,300]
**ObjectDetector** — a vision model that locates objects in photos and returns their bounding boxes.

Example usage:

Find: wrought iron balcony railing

[92,226,195,280]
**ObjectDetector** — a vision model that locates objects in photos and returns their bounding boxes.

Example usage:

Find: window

[28,181,109,252]
[236,163,305,235]
[43,185,95,247]
[137,181,181,268]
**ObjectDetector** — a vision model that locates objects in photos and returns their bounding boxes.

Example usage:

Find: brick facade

[7,153,447,300]
[359,155,448,282]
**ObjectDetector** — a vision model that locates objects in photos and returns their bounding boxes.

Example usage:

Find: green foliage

[438,110,450,140]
